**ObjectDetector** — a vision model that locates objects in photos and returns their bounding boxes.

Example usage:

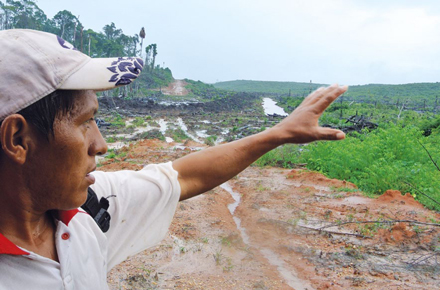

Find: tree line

[0,0,158,71]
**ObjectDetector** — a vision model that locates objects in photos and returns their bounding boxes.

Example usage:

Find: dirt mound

[183,139,207,148]
[378,222,417,243]
[287,169,357,189]
[377,189,424,209]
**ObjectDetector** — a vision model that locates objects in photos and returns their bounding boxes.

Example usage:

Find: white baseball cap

[0,29,144,121]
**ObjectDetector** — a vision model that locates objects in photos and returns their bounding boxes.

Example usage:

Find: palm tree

[139,27,145,57]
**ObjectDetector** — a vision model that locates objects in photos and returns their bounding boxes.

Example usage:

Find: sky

[34,0,440,85]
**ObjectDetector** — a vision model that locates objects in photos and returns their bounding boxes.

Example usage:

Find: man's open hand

[272,84,348,144]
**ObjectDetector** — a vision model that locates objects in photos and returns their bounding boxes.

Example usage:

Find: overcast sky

[35,0,440,85]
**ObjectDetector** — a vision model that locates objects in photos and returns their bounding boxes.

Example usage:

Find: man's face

[25,90,107,211]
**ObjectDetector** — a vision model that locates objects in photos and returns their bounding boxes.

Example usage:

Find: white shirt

[0,162,181,290]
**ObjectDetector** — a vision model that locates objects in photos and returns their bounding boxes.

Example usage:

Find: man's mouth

[85,167,97,184]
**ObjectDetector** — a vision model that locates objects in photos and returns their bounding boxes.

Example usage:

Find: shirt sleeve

[90,162,181,271]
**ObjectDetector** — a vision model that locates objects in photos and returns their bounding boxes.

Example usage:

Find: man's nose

[89,125,108,156]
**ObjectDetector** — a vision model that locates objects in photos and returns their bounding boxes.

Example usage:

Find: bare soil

[160,80,190,96]
[101,139,440,290]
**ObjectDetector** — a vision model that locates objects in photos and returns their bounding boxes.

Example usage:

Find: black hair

[18,90,76,140]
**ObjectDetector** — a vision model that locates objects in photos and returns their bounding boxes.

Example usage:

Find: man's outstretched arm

[173,84,348,201]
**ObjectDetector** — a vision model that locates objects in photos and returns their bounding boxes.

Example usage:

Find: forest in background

[0,0,174,97]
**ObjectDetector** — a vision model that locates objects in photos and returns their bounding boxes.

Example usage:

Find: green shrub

[254,124,440,211]
[299,124,440,211]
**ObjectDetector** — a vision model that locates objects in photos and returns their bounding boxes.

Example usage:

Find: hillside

[214,80,440,102]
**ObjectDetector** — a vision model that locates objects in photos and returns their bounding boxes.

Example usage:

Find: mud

[100,140,440,290]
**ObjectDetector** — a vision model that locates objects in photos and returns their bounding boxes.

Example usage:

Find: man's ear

[0,114,33,165]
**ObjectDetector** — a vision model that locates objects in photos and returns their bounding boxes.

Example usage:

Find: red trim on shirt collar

[0,209,79,255]
[0,233,29,255]
[57,209,80,226]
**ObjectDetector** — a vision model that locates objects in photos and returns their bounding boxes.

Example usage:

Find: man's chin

[63,190,89,210]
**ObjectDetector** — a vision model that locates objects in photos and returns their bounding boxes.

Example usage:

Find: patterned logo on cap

[107,58,144,86]
[57,36,78,51]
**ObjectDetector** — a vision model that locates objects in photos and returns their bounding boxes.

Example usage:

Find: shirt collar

[0,233,29,255]
[0,209,79,255]
[56,208,80,226]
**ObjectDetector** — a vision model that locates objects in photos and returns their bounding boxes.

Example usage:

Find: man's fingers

[303,84,346,107]
[313,85,348,111]
[316,127,346,141]
[301,86,326,105]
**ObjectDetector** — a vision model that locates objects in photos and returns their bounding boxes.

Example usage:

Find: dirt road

[102,139,440,290]
[160,80,189,96]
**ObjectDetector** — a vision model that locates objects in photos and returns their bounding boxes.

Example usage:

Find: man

[0,29,347,289]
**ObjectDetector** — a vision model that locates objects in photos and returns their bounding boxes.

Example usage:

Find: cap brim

[60,57,144,91]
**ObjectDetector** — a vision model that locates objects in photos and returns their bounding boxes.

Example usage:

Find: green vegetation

[185,79,231,100]
[256,124,440,211]
[255,144,302,168]
[140,130,165,141]
[131,117,146,127]
[214,80,325,96]
[215,80,440,103]
[105,113,126,128]
[165,128,190,142]
[105,149,127,160]
[137,66,174,91]
[205,135,218,146]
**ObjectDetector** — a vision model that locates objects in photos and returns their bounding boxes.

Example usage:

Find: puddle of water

[177,118,202,143]
[262,98,288,116]
[158,119,168,135]
[196,130,209,138]
[260,248,315,290]
[158,119,175,143]
[170,235,186,258]
[221,182,240,214]
[176,118,188,131]
[232,216,250,245]
[215,136,225,145]
[221,183,251,245]
[159,101,200,106]
[342,196,369,205]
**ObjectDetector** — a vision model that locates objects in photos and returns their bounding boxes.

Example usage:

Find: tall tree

[0,0,47,30]
[139,27,145,57]
[150,43,157,70]
[145,43,158,71]
[103,22,122,40]
[131,34,139,56]
[53,10,81,45]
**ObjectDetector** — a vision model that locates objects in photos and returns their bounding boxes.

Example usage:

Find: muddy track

[160,80,190,96]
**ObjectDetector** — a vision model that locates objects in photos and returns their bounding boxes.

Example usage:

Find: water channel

[262,98,288,116]
[220,182,315,290]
